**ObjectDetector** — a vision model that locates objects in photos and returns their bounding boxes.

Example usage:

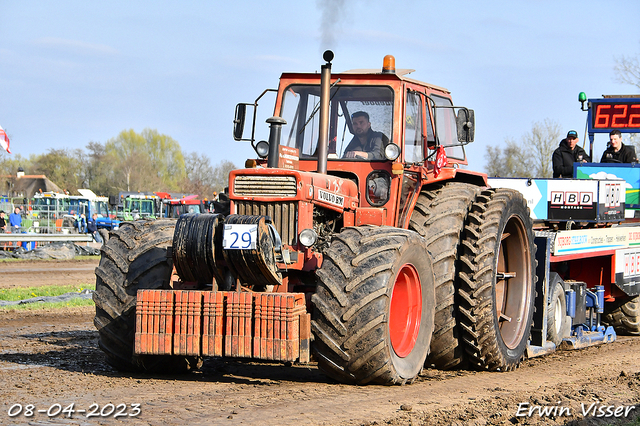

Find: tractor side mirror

[456,108,475,143]
[233,104,247,141]
[108,195,118,207]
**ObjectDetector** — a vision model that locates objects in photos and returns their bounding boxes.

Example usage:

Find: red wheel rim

[389,264,422,358]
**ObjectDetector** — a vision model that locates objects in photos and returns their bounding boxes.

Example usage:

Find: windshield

[92,201,110,217]
[280,85,394,161]
[432,95,465,160]
[68,199,89,216]
[32,197,70,218]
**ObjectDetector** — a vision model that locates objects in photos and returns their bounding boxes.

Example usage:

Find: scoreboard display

[588,96,640,133]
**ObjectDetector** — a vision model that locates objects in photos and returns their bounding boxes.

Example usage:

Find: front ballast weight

[137,213,311,363]
[134,289,310,363]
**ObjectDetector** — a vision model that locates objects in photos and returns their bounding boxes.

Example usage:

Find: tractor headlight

[255,140,269,158]
[384,143,401,161]
[299,229,317,247]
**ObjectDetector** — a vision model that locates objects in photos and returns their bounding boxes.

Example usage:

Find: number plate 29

[223,224,258,250]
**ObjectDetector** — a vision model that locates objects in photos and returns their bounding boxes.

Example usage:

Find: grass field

[0,284,96,311]
[0,255,98,263]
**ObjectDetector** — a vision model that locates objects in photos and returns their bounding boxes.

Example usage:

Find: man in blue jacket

[8,207,22,231]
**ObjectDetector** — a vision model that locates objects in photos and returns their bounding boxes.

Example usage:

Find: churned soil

[0,259,639,425]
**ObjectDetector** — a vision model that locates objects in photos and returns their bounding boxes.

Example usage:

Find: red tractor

[93,51,535,385]
[155,192,205,218]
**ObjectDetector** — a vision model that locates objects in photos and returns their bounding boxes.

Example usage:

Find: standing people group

[553,129,637,178]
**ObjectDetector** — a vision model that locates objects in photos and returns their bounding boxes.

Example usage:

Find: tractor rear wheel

[458,188,536,371]
[603,295,640,336]
[93,219,201,373]
[312,226,435,385]
[409,182,479,369]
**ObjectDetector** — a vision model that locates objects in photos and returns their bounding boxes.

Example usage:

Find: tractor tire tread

[408,182,480,370]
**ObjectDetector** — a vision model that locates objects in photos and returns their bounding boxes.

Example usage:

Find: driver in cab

[343,111,387,160]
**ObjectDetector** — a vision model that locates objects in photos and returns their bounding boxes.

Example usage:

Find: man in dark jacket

[343,111,388,160]
[552,130,591,178]
[87,213,103,243]
[600,129,638,163]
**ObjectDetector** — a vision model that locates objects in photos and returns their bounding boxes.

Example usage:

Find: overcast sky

[1,1,639,174]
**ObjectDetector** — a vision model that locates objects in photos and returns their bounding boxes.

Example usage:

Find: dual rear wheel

[458,188,536,371]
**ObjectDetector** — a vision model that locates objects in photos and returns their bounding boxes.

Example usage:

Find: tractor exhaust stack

[316,50,333,175]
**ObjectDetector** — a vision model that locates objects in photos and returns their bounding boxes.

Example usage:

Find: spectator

[9,207,22,231]
[600,130,638,163]
[87,213,103,243]
[78,213,87,233]
[0,210,6,232]
[552,130,590,178]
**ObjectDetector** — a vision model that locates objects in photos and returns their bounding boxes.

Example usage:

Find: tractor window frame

[279,84,395,161]
[430,94,465,161]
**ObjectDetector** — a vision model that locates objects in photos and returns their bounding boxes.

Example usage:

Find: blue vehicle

[74,189,120,231]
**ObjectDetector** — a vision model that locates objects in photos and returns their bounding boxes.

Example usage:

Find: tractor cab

[233,52,482,230]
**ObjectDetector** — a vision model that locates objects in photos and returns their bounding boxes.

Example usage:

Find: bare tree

[181,152,216,197]
[526,119,562,178]
[212,160,237,193]
[614,51,640,89]
[485,138,530,177]
[485,119,562,178]
[31,148,85,194]
[614,46,640,152]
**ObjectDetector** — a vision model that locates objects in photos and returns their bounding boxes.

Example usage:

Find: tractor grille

[235,200,298,246]
[234,175,298,197]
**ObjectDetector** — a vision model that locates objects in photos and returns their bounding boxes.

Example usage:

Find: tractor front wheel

[312,227,435,385]
[93,219,201,373]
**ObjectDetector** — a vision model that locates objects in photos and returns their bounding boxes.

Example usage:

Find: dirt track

[1,259,640,425]
[0,258,99,289]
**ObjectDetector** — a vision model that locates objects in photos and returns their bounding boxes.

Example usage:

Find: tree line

[0,128,236,198]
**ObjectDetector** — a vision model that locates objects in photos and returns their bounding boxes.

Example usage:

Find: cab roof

[279,68,451,95]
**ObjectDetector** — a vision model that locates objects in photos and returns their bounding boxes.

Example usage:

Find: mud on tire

[603,295,640,336]
[409,182,479,370]
[93,219,201,373]
[458,188,536,371]
[312,226,435,385]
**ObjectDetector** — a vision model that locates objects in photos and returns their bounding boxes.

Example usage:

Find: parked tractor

[155,192,205,218]
[93,51,535,384]
[118,193,161,221]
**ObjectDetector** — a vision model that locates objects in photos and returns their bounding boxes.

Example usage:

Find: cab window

[280,85,394,161]
[404,91,423,164]
[432,95,465,160]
